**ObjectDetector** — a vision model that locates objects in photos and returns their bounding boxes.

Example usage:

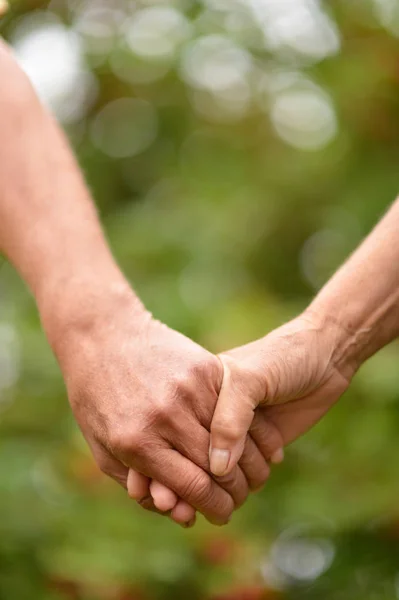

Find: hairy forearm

[308,198,399,376]
[0,42,142,351]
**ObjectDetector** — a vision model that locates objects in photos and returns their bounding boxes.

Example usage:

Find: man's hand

[0,46,275,527]
[209,313,352,476]
[44,283,274,525]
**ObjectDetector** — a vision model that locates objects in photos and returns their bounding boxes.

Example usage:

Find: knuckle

[181,472,233,522]
[192,355,224,391]
[181,470,213,506]
[152,396,186,429]
[164,355,219,403]
[152,396,173,421]
[211,419,243,444]
[108,427,143,457]
[214,464,241,488]
[172,372,194,396]
[162,374,193,410]
[214,471,235,486]
[215,469,249,508]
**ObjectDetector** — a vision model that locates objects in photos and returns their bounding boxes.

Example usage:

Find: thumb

[210,356,258,477]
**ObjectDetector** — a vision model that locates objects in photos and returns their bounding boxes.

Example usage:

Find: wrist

[38,267,148,364]
[301,306,362,381]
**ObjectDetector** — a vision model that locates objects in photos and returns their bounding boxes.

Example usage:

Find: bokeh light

[73,6,119,64]
[249,0,340,61]
[124,6,192,63]
[11,11,97,123]
[181,35,253,121]
[181,35,252,93]
[90,98,158,158]
[270,82,337,150]
[374,0,399,36]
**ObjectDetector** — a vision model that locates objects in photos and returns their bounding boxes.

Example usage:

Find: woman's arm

[309,198,399,374]
[209,196,399,476]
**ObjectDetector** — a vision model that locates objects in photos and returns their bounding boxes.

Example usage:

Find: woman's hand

[209,312,353,476]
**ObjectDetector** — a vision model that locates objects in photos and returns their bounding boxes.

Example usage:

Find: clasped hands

[49,287,352,528]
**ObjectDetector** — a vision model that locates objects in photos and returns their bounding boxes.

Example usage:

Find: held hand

[209,313,353,476]
[128,397,285,525]
[47,287,272,525]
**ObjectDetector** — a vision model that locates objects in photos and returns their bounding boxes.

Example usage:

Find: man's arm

[208,196,399,476]
[0,42,128,325]
[0,41,276,525]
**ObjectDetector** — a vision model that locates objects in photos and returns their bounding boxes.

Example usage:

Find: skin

[210,197,399,475]
[141,197,399,514]
[0,40,284,527]
[133,313,349,511]
[8,30,397,526]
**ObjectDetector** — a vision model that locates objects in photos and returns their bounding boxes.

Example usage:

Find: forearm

[0,42,143,352]
[308,198,399,376]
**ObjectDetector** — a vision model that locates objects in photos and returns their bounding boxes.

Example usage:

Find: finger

[127,472,173,519]
[150,480,179,512]
[170,417,249,509]
[149,481,196,526]
[93,444,129,489]
[95,447,196,526]
[210,357,258,477]
[138,494,167,515]
[239,435,270,491]
[149,448,234,525]
[250,409,285,464]
[148,482,196,526]
[170,501,196,525]
[146,489,196,528]
[138,492,195,528]
[127,469,151,501]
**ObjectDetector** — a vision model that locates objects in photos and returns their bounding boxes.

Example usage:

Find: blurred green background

[2,0,399,598]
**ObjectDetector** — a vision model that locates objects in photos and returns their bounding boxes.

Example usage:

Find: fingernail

[210,449,230,476]
[270,448,284,464]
